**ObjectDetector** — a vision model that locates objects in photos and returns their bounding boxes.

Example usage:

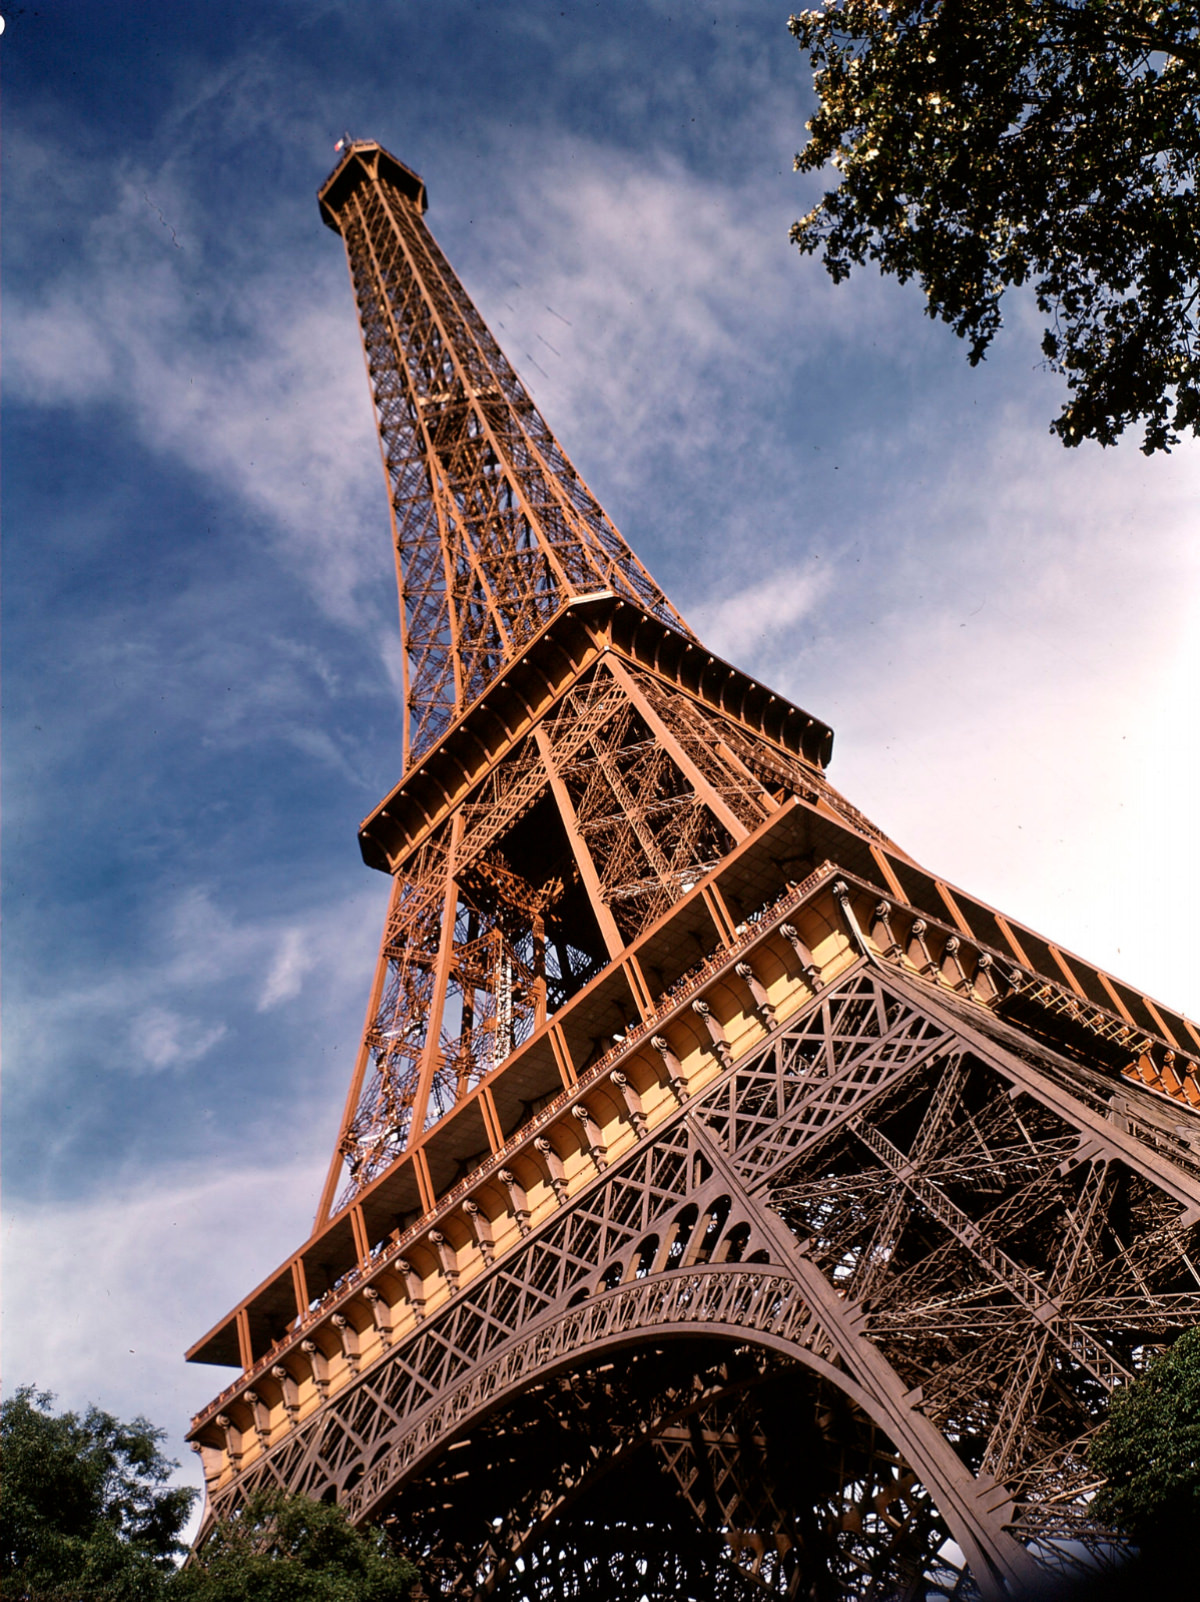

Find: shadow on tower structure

[185,141,1200,1601]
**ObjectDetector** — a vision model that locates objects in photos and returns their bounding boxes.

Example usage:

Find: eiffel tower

[186,141,1200,1599]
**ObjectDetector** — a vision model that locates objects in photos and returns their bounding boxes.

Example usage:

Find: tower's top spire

[319,140,428,229]
[319,140,691,763]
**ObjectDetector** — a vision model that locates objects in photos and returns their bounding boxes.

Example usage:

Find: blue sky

[4,1,1198,1516]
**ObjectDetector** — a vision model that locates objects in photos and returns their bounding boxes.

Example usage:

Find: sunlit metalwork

[187,143,1200,1599]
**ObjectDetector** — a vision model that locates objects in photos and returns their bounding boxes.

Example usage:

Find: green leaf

[789,0,1200,451]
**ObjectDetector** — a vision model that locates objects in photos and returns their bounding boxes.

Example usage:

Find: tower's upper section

[318,141,428,227]
[319,140,692,764]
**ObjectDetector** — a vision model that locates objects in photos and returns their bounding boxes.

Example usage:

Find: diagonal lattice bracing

[188,140,1200,1602]
[323,143,689,763]
[196,962,1200,1597]
[322,647,851,1206]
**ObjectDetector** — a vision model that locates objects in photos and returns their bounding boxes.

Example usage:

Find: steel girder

[321,142,687,764]
[318,653,875,1214]
[186,142,1200,1598]
[199,964,1200,1597]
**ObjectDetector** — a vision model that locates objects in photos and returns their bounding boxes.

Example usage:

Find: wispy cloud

[6,140,388,631]
[690,562,831,668]
[131,1008,228,1073]
[258,927,319,1012]
[2,1155,324,1531]
[4,878,387,1201]
[457,136,844,492]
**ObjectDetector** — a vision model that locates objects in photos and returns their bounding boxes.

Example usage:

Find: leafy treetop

[1089,1324,1200,1548]
[173,1490,418,1602]
[1,1390,418,1601]
[789,1,1200,453]
[0,1385,197,1601]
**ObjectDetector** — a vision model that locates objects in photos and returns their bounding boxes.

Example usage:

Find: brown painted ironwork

[187,142,1200,1598]
[319,141,687,766]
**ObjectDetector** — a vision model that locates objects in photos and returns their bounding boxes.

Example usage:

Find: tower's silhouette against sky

[186,143,1200,1600]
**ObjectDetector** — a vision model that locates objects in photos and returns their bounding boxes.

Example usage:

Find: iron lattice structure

[320,143,686,766]
[187,143,1200,1599]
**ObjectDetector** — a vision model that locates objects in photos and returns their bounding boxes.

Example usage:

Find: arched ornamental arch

[192,957,1200,1599]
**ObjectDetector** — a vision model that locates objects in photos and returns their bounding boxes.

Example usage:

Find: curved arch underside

[209,968,1200,1599]
[387,1337,978,1600]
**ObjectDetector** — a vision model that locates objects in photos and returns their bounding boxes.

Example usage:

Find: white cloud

[258,926,317,1011]
[5,146,389,631]
[780,418,1200,1019]
[690,561,831,667]
[10,293,117,403]
[130,1007,228,1073]
[2,1157,323,1534]
[7,881,387,1108]
[458,139,824,490]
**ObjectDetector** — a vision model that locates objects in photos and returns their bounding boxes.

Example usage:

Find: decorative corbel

[572,1104,608,1171]
[651,1035,689,1103]
[906,918,937,976]
[427,1230,460,1290]
[972,950,1000,1003]
[831,881,869,955]
[734,960,775,1026]
[691,999,731,1069]
[870,901,902,960]
[215,1413,243,1467]
[533,1137,568,1203]
[1159,1051,1183,1097]
[611,1071,648,1137]
[190,1439,221,1488]
[498,1169,531,1236]
[242,1389,270,1447]
[331,1313,360,1374]
[940,934,970,990]
[300,1339,329,1398]
[395,1257,427,1321]
[779,923,823,989]
[362,1286,393,1345]
[271,1363,301,1422]
[462,1199,495,1264]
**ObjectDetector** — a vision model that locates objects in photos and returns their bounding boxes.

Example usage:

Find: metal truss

[187,140,1200,1601]
[320,654,865,1213]
[321,142,687,764]
[311,141,905,1211]
[198,965,1200,1598]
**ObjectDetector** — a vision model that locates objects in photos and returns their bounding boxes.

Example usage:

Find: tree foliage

[789,1,1200,452]
[2,1390,417,1601]
[173,1490,417,1602]
[1089,1326,1200,1548]
[0,1386,196,1601]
